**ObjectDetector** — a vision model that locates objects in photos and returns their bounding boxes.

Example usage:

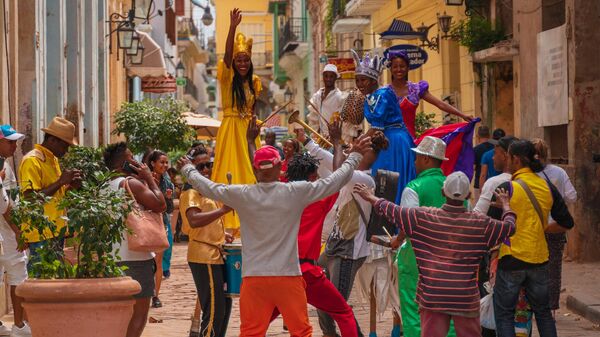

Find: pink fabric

[420,309,482,337]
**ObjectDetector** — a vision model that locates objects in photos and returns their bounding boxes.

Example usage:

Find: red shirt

[279,160,289,182]
[297,193,338,272]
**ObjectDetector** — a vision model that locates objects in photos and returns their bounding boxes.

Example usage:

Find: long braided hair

[232,63,256,113]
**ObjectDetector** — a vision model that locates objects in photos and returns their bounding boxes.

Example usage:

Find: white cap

[443,171,471,201]
[323,64,340,78]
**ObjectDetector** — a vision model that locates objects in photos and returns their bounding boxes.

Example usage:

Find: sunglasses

[196,162,213,170]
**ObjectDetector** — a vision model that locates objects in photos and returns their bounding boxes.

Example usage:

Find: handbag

[366,170,399,241]
[123,178,170,252]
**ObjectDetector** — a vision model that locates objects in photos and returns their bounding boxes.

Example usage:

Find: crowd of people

[0,6,578,337]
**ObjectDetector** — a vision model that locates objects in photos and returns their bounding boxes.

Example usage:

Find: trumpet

[288,110,333,148]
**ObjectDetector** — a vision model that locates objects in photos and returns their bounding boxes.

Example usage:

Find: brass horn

[288,110,333,148]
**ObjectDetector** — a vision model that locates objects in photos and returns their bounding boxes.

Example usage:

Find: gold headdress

[233,32,253,57]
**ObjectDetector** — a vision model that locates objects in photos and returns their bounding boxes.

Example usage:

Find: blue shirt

[481,149,499,180]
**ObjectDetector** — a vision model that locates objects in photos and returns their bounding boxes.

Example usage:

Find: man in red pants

[246,120,359,337]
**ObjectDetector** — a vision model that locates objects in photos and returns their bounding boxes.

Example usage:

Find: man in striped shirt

[355,172,516,337]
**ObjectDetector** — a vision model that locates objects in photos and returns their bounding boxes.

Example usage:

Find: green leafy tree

[415,111,438,138]
[113,97,195,154]
[61,146,107,184]
[11,172,133,279]
[450,16,505,53]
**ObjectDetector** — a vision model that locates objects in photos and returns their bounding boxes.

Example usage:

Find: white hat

[411,136,448,161]
[443,171,471,201]
[323,64,340,78]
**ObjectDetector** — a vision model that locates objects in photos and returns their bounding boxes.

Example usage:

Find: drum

[223,242,242,297]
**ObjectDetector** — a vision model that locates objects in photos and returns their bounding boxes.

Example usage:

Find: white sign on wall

[537,24,569,126]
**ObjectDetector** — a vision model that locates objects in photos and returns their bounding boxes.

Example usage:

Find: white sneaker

[10,322,31,337]
[0,322,11,336]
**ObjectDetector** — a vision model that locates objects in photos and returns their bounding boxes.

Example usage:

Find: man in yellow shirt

[181,145,233,337]
[19,117,80,271]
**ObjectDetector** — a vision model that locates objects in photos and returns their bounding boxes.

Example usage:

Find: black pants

[189,263,232,337]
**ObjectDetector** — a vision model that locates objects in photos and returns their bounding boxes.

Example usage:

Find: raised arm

[422,91,472,122]
[329,119,346,171]
[299,135,371,204]
[224,8,242,68]
[177,158,236,207]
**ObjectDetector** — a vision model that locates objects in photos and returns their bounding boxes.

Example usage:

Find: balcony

[279,17,309,58]
[330,0,370,34]
[345,0,390,16]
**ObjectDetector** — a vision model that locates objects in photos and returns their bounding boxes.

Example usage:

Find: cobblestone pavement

[2,242,596,336]
[141,243,600,337]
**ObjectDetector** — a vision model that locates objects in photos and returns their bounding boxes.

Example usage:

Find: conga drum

[223,242,242,297]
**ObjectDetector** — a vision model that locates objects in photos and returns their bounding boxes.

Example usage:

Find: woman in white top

[104,142,166,337]
[532,138,577,312]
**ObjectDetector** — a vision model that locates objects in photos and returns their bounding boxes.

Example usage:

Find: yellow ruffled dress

[212,59,261,233]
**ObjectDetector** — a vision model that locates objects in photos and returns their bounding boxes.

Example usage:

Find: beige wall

[108,0,131,143]
[214,0,273,55]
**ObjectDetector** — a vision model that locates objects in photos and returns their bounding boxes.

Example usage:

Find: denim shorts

[118,259,156,298]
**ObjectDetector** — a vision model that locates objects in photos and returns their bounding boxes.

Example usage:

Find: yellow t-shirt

[18,144,67,243]
[180,189,225,264]
[217,59,262,118]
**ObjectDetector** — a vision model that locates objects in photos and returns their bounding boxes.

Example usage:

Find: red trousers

[271,265,358,337]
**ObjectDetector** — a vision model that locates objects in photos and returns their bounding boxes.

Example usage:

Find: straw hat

[411,136,448,161]
[41,117,78,145]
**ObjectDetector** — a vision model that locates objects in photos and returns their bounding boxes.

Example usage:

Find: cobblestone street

[140,243,600,337]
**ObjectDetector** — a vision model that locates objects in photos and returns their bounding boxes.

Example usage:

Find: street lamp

[118,22,136,49]
[176,61,185,78]
[130,42,145,65]
[445,0,464,5]
[191,0,214,26]
[126,36,140,56]
[437,12,454,36]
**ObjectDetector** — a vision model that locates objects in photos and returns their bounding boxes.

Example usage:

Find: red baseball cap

[253,145,282,169]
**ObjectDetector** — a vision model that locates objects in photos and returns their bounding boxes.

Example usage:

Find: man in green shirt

[391,136,456,337]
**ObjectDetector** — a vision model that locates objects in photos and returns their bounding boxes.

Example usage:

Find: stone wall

[566,0,600,261]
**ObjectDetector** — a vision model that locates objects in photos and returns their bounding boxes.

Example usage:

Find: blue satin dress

[364,86,416,203]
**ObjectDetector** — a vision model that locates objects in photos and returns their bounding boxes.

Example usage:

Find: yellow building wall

[365,0,476,122]
[108,0,131,143]
[214,0,273,55]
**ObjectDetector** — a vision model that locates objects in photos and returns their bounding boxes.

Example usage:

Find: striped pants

[189,263,232,337]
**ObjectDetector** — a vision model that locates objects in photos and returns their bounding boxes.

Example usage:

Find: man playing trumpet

[308,64,346,140]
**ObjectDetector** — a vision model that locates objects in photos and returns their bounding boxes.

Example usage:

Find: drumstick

[258,100,293,126]
[304,95,330,125]
[226,172,235,217]
[382,226,393,239]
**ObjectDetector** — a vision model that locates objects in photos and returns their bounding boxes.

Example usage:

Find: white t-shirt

[308,87,346,137]
[474,172,512,215]
[109,177,154,262]
[538,164,577,204]
[306,140,372,260]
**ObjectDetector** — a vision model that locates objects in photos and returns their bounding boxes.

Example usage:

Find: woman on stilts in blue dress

[351,50,416,203]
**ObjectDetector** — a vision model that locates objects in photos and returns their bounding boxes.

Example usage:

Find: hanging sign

[327,58,356,79]
[384,44,429,70]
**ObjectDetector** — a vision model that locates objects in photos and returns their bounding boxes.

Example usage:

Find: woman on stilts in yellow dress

[212,8,261,236]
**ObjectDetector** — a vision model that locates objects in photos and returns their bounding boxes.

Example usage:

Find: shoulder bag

[123,178,169,252]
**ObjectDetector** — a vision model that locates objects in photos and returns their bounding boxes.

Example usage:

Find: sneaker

[10,322,32,337]
[152,296,163,308]
[0,322,10,336]
[163,270,171,279]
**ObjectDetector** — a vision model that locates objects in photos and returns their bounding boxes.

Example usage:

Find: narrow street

[141,243,600,337]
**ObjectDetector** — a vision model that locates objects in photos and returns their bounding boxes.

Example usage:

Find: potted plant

[12,147,140,337]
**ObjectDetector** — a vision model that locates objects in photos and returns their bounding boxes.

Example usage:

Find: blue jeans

[493,265,557,337]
